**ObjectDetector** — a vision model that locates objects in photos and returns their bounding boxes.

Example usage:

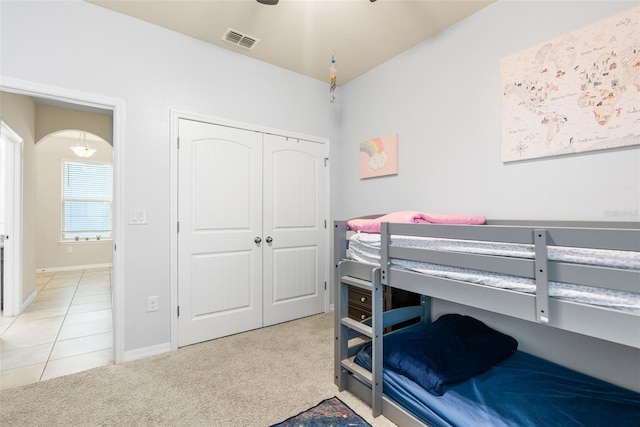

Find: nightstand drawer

[345,284,420,325]
[348,304,372,322]
[348,287,372,307]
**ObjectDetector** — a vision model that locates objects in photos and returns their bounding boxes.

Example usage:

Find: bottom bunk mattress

[354,321,640,427]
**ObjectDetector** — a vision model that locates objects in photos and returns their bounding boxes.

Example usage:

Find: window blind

[63,161,112,239]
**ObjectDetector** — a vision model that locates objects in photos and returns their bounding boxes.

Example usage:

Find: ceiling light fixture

[257,0,279,4]
[70,131,97,158]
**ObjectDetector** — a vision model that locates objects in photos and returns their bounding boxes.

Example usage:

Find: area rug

[270,396,372,427]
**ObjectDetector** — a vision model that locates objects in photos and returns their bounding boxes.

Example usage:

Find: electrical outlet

[67,246,73,253]
[147,296,159,312]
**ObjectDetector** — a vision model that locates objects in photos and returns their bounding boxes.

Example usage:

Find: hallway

[0,268,113,390]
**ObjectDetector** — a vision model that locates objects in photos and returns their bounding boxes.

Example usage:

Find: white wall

[338,1,639,222]
[1,0,332,354]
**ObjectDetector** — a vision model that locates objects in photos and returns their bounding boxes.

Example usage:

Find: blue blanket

[356,314,518,395]
[354,319,640,426]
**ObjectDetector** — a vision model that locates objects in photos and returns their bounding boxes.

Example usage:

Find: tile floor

[0,268,113,390]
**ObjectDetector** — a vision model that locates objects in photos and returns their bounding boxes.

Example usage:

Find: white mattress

[347,232,640,313]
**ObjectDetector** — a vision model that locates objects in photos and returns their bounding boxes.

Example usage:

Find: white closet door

[178,119,263,347]
[262,134,326,326]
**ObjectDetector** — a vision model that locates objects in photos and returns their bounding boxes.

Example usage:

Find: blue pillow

[356,314,518,396]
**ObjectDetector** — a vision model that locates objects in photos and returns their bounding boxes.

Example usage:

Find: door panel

[192,251,251,315]
[192,140,253,230]
[271,150,318,228]
[263,134,326,326]
[272,246,317,301]
[178,119,262,347]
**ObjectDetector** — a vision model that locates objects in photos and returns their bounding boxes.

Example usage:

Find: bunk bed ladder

[335,262,384,417]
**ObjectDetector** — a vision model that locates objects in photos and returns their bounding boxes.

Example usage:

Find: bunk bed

[334,216,640,426]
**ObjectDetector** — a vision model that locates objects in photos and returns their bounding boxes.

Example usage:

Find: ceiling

[86,0,495,84]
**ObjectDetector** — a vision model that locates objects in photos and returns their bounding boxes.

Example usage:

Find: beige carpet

[0,312,396,426]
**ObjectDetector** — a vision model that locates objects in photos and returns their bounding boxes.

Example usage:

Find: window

[62,161,112,240]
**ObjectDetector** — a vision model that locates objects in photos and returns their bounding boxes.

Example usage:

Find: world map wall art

[360,133,399,179]
[500,6,639,162]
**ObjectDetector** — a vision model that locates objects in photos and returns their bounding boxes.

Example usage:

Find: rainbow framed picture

[359,133,399,179]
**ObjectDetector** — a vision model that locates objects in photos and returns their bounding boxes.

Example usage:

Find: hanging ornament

[329,54,337,103]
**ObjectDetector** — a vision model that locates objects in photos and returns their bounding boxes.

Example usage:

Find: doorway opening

[0,79,124,377]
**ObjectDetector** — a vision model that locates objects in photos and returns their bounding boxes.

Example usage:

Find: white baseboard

[36,263,113,273]
[21,290,37,312]
[123,342,171,363]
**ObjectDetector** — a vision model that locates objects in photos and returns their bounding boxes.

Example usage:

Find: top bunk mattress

[347,232,640,313]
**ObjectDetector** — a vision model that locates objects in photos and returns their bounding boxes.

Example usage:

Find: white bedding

[347,232,640,313]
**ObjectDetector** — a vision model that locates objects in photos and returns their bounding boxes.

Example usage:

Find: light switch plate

[147,296,158,312]
[129,209,147,225]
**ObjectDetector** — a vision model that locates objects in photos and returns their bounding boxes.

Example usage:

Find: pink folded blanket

[347,211,486,233]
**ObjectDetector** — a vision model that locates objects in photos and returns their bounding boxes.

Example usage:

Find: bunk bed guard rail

[379,222,640,348]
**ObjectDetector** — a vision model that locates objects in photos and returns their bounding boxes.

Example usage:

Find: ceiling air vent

[222,28,260,50]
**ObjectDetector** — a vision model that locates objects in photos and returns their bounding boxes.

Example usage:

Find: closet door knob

[265,236,273,243]
[254,237,262,244]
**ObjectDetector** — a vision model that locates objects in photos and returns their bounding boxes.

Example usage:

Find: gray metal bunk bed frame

[334,219,640,426]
